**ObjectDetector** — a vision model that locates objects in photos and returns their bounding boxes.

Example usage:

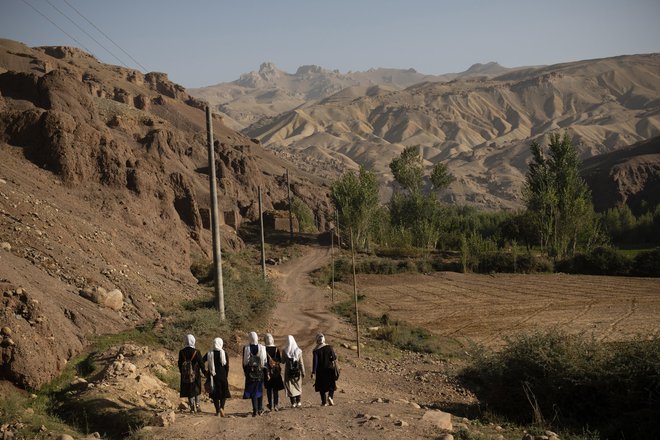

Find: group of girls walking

[178,331,338,418]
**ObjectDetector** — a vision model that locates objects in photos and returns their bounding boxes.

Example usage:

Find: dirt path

[150,246,450,439]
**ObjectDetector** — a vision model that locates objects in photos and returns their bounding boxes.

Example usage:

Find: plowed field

[342,271,660,347]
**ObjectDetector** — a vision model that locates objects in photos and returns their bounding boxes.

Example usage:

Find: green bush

[556,247,632,275]
[461,331,660,438]
[632,247,660,277]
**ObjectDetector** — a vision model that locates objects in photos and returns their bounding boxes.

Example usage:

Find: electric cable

[20,0,94,56]
[44,0,130,68]
[61,0,149,72]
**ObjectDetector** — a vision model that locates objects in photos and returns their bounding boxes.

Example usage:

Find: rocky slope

[0,38,332,390]
[243,54,660,209]
[581,135,660,213]
[189,61,523,129]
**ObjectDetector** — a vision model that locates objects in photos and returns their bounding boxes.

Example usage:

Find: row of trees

[330,134,651,261]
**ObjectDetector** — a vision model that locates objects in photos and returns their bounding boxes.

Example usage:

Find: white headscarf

[315,333,327,350]
[184,334,195,348]
[243,331,267,368]
[207,337,227,379]
[265,333,275,347]
[284,335,302,360]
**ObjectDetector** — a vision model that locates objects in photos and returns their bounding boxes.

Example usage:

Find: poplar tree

[524,133,596,258]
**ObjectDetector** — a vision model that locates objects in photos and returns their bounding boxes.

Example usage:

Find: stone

[150,410,175,427]
[410,402,421,409]
[438,435,454,440]
[422,410,453,431]
[394,420,409,427]
[103,289,124,311]
[1,327,11,336]
[522,434,534,440]
[56,435,75,440]
[0,242,10,251]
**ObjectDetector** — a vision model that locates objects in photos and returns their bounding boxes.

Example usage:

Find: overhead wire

[43,0,130,68]
[61,0,149,72]
[19,0,94,56]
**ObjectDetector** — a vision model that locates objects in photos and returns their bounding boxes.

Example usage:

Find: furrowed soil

[340,270,660,347]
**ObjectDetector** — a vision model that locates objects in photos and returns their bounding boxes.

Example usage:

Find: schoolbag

[247,352,263,382]
[181,350,197,384]
[287,357,301,380]
[267,352,281,375]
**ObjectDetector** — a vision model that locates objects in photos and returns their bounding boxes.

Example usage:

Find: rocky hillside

[581,135,660,213]
[243,53,660,208]
[0,38,332,390]
[189,61,523,129]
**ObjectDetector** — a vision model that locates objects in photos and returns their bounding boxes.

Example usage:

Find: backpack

[181,350,197,384]
[247,352,263,382]
[286,357,301,380]
[267,352,281,375]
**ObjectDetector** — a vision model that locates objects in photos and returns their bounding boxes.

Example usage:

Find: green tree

[388,146,454,250]
[389,146,424,194]
[291,197,315,233]
[524,133,596,258]
[331,166,380,250]
[430,161,455,192]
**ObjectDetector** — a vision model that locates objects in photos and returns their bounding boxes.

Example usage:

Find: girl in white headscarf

[178,334,203,413]
[202,337,231,416]
[282,335,305,408]
[263,333,285,411]
[242,331,267,416]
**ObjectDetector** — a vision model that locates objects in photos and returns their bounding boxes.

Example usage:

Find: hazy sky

[2,0,659,88]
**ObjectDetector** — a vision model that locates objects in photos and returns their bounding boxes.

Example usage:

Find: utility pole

[206,106,225,320]
[331,224,335,303]
[286,168,293,241]
[350,226,360,358]
[258,186,266,280]
[335,209,340,248]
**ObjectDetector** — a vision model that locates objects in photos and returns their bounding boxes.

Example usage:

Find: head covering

[284,335,302,360]
[315,333,327,350]
[249,331,259,345]
[265,333,275,347]
[207,337,227,379]
[184,334,195,348]
[243,331,267,368]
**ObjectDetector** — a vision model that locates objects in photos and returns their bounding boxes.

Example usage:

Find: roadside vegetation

[460,331,660,439]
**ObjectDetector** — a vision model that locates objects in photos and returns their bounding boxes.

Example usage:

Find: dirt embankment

[0,38,332,391]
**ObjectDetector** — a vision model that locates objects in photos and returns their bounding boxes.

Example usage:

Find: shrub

[632,247,660,277]
[461,331,660,438]
[556,247,632,275]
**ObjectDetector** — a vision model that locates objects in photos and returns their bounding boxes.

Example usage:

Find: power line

[44,0,130,68]
[20,0,94,56]
[61,0,149,72]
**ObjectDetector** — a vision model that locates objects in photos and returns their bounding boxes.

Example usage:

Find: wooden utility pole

[350,226,360,358]
[286,168,293,240]
[258,186,266,280]
[206,106,225,320]
[331,225,335,303]
[335,209,340,248]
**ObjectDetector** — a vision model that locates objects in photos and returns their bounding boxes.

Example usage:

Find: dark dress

[178,346,203,398]
[313,345,337,393]
[265,346,285,391]
[242,344,265,399]
[202,351,231,399]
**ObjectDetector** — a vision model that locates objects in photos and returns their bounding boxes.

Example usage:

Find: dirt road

[150,246,450,439]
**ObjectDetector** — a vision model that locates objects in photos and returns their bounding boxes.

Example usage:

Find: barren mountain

[244,54,660,208]
[189,61,522,129]
[0,38,332,389]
